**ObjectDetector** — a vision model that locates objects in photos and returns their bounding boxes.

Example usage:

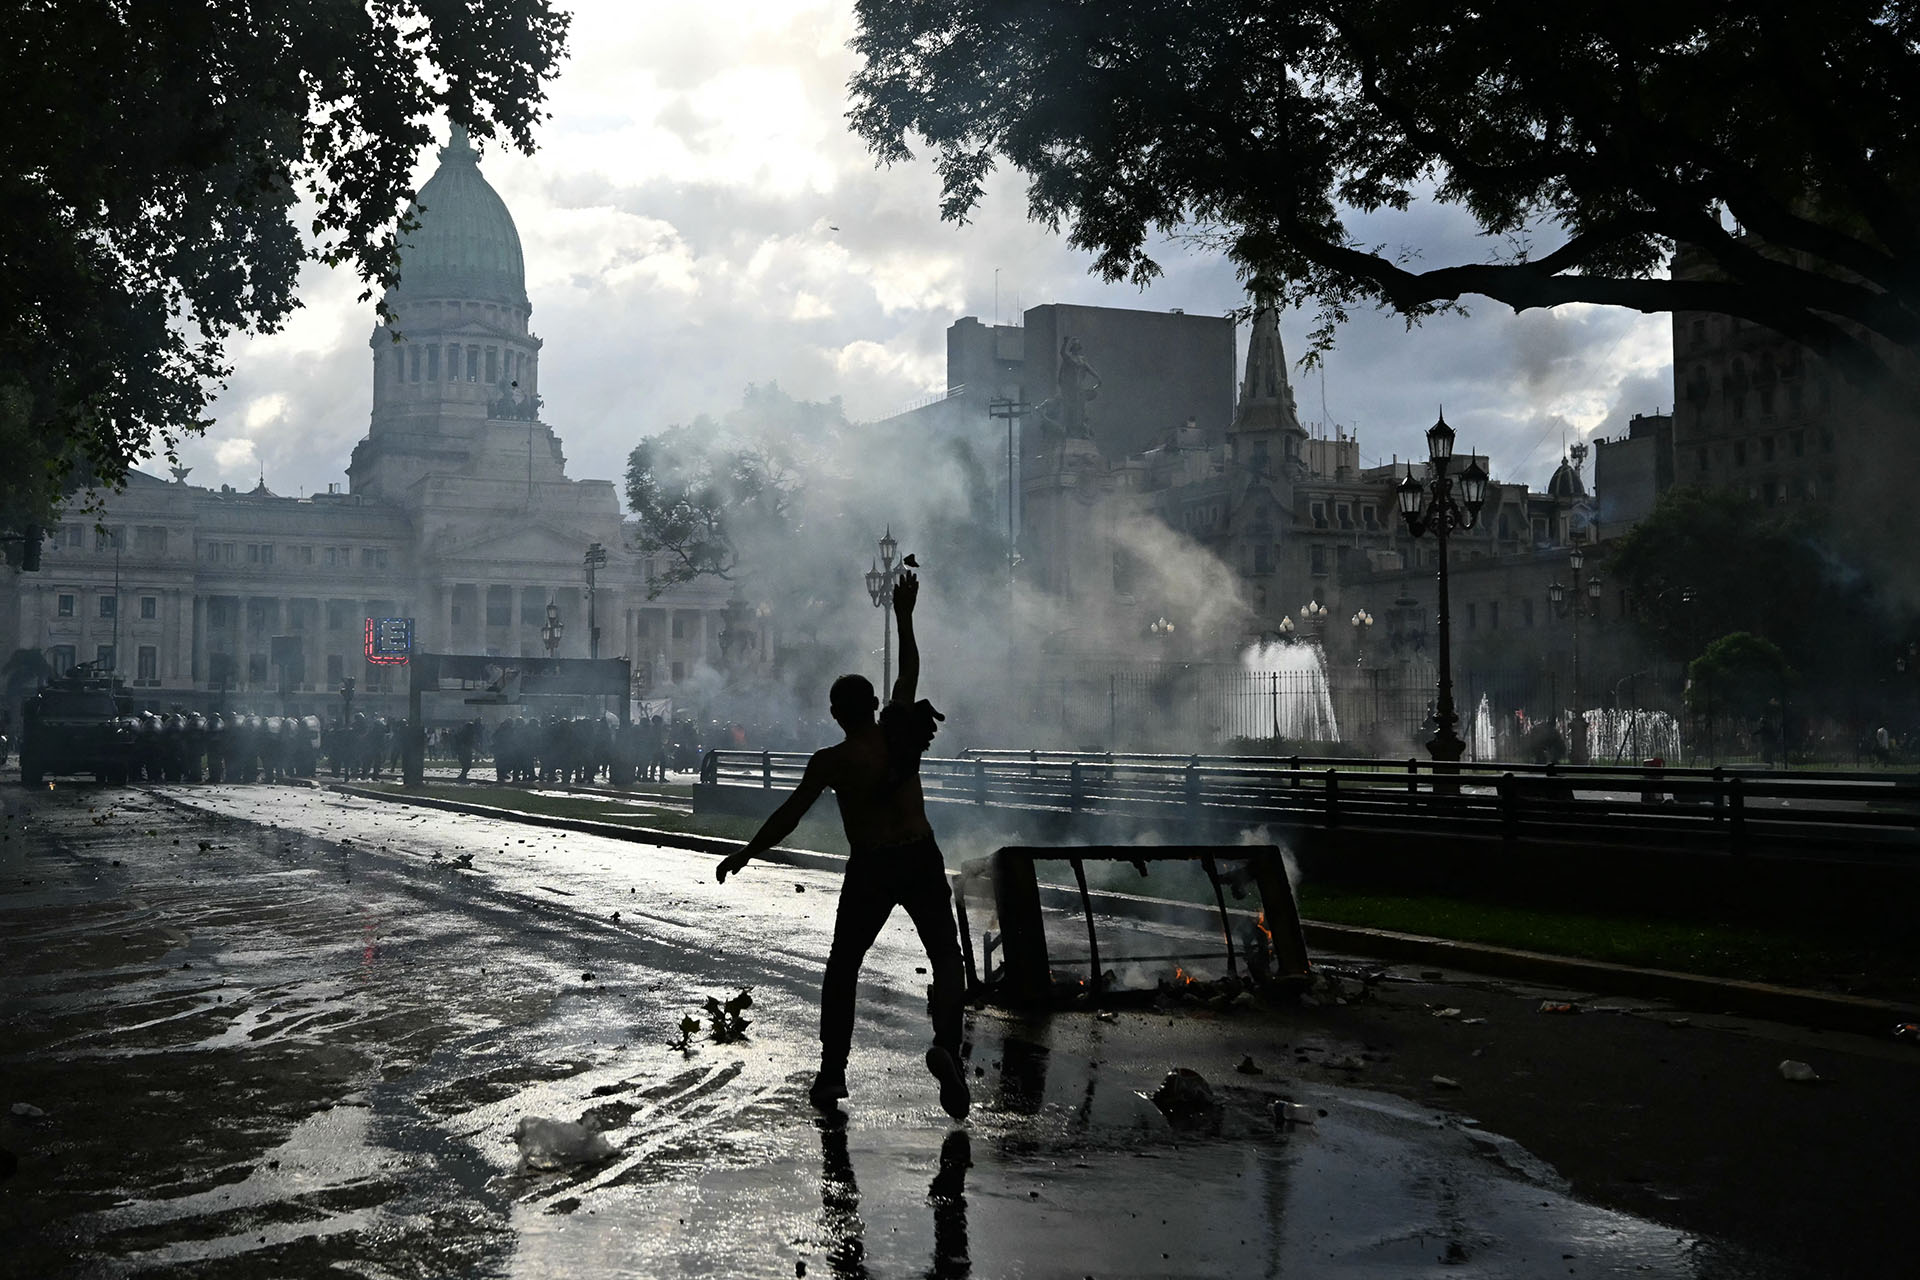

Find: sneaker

[925,1046,970,1119]
[808,1069,848,1110]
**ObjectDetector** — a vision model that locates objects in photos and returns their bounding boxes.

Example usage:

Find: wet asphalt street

[3,780,1913,1279]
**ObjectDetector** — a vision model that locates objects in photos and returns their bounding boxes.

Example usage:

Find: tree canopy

[625,386,812,596]
[850,2,1920,379]
[1686,631,1796,720]
[0,0,571,530]
[1608,485,1891,680]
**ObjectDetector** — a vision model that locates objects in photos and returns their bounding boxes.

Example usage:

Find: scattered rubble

[1273,1100,1316,1125]
[1778,1060,1820,1083]
[1148,1068,1220,1125]
[513,1116,613,1172]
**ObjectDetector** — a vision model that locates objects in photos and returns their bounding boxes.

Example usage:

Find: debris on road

[1273,1100,1316,1125]
[1433,1007,1463,1019]
[1895,1023,1919,1043]
[11,1102,47,1119]
[1778,1059,1820,1083]
[1432,1075,1463,1090]
[512,1116,613,1172]
[705,989,753,1042]
[1537,1001,1580,1015]
[1236,1055,1263,1075]
[1149,1068,1220,1124]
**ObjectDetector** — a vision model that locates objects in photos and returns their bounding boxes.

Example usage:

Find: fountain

[1239,641,1341,743]
[1468,692,1499,761]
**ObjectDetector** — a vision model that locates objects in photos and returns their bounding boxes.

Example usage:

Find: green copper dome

[393,126,528,307]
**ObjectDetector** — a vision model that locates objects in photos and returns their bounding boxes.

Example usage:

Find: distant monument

[1039,334,1102,442]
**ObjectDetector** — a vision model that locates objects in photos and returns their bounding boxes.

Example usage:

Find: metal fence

[699,747,1920,860]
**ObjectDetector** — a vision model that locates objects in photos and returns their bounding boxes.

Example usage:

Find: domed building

[2,127,741,718]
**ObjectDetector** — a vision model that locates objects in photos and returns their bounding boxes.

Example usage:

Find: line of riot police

[489,713,650,787]
[113,711,326,783]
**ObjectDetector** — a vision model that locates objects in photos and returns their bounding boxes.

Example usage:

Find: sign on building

[364,617,415,665]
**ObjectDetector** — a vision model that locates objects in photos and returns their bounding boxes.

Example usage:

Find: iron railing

[697,748,1920,859]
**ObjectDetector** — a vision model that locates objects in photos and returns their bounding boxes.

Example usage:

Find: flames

[1173,966,1197,986]
[1255,911,1275,945]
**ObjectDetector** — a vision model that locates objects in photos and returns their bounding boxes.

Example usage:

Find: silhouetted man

[717,570,967,1118]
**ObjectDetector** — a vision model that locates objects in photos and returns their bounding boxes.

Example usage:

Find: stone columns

[472,583,488,655]
[190,595,205,686]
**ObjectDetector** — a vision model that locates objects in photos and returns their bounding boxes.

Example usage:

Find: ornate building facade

[2,128,740,717]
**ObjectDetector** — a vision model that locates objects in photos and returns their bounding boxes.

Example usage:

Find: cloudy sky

[182,0,1673,498]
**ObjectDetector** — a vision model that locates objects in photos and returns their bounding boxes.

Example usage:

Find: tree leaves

[849,0,1920,383]
[0,0,571,528]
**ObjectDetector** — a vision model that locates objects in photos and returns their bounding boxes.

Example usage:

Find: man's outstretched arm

[891,568,919,705]
[715,752,829,882]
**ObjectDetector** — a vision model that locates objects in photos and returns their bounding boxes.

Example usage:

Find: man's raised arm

[890,569,919,706]
[715,751,830,882]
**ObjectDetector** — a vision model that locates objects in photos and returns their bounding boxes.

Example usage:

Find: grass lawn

[1298,884,1920,1002]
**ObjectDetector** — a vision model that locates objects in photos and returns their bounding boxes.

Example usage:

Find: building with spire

[2,128,740,716]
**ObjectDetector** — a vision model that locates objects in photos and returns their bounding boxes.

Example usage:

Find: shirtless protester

[715,569,968,1119]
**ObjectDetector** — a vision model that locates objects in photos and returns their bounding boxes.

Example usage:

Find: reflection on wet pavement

[1,784,1779,1278]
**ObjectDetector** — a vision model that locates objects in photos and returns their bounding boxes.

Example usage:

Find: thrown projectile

[902,554,919,568]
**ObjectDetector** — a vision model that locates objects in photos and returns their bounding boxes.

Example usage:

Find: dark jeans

[820,835,964,1074]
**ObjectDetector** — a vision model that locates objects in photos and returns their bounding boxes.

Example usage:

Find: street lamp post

[1548,546,1600,763]
[541,601,563,658]
[1276,615,1296,642]
[583,542,608,659]
[987,398,1029,591]
[863,525,902,695]
[1350,608,1374,665]
[1396,412,1490,762]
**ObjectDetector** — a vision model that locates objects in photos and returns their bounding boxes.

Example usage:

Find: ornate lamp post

[1350,608,1374,665]
[1300,599,1330,636]
[1276,615,1296,642]
[541,601,563,658]
[1396,412,1490,762]
[864,525,902,694]
[583,542,608,659]
[1149,615,1176,639]
[1548,546,1602,763]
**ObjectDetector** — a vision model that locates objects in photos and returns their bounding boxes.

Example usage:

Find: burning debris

[954,844,1311,1009]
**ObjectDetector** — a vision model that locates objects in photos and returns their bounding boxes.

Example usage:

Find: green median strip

[351,781,1915,1004]
[1298,885,1920,1004]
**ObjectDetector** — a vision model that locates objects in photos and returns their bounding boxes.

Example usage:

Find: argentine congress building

[0,128,738,718]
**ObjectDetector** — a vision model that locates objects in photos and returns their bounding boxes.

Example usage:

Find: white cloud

[181,0,1676,507]
[213,438,259,477]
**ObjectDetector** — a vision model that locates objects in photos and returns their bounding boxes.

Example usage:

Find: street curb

[328,783,1918,1037]
[325,783,846,874]
[1296,922,1916,1036]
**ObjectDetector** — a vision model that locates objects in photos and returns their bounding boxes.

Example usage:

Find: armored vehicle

[17,665,133,784]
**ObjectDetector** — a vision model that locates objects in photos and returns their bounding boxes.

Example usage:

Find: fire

[1173,966,1197,986]
[1255,911,1275,944]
